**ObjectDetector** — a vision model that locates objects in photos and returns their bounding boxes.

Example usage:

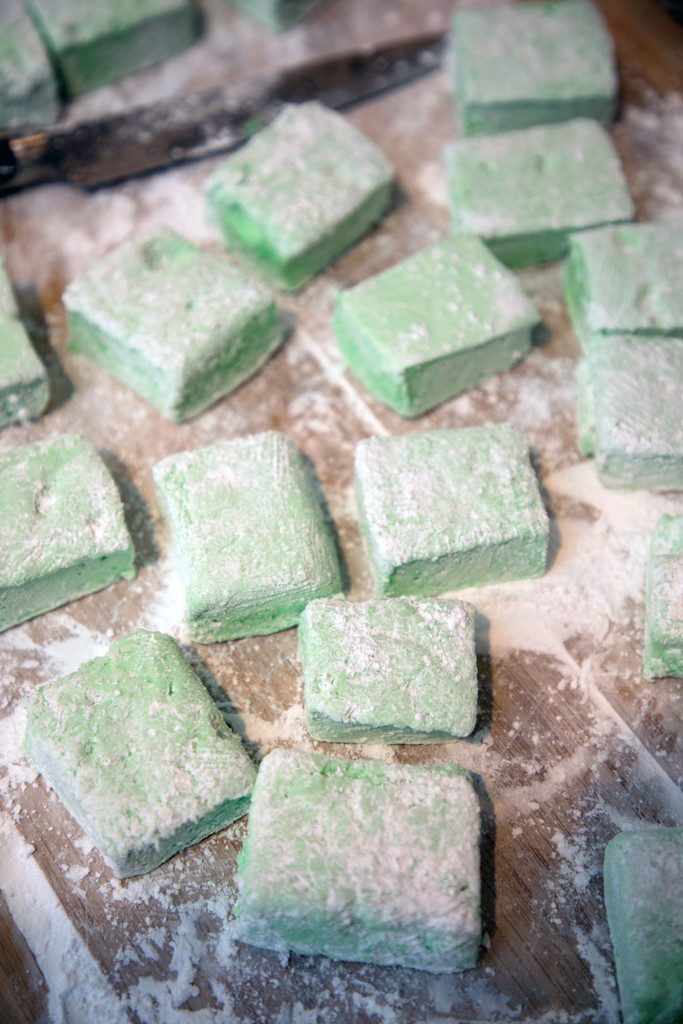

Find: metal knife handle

[0,132,56,191]
[0,139,16,187]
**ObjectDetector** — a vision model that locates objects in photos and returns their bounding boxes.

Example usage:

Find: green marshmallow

[575,357,597,457]
[227,0,323,31]
[24,629,256,878]
[0,258,49,428]
[643,515,683,680]
[446,118,634,268]
[298,596,478,743]
[453,0,616,137]
[355,424,549,598]
[0,434,135,633]
[23,0,199,97]
[205,102,394,291]
[577,336,683,490]
[153,431,342,642]
[0,0,58,130]
[603,829,683,1024]
[0,319,49,429]
[64,231,282,423]
[333,236,540,417]
[566,224,683,348]
[236,748,481,973]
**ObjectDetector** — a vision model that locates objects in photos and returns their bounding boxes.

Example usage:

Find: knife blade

[0,32,446,195]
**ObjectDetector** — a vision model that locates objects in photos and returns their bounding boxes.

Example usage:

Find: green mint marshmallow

[453,0,616,137]
[205,102,394,291]
[298,596,478,743]
[333,236,540,417]
[575,356,596,457]
[446,118,634,268]
[355,425,549,597]
[0,0,58,130]
[24,629,256,878]
[0,258,49,427]
[153,431,342,642]
[64,231,282,423]
[577,336,683,490]
[565,224,683,348]
[227,0,324,31]
[643,515,683,680]
[604,829,683,1024]
[24,0,199,97]
[0,434,135,633]
[236,748,481,973]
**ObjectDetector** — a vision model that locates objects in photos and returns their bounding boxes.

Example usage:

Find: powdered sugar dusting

[0,711,127,1024]
[616,90,683,223]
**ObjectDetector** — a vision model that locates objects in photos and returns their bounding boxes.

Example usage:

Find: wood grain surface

[1,2,682,1022]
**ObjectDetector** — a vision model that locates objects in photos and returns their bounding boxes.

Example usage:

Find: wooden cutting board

[1,2,682,1022]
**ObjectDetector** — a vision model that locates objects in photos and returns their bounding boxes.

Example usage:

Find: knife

[0,32,446,196]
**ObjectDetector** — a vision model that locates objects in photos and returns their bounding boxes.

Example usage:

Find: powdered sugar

[616,90,683,223]
[0,717,127,1024]
[454,460,681,665]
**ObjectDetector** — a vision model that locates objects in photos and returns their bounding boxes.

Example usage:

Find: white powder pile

[616,89,683,223]
[458,460,681,667]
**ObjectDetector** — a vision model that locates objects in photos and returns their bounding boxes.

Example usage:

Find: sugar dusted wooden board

[0,1,682,1021]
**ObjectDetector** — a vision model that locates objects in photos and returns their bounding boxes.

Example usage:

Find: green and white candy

[299,596,478,743]
[24,629,256,877]
[0,257,49,428]
[0,434,135,633]
[643,515,683,680]
[205,102,394,291]
[65,231,283,423]
[446,118,633,267]
[334,236,540,417]
[236,748,481,973]
[452,0,616,137]
[154,431,342,642]
[355,424,549,597]
[604,829,683,1024]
